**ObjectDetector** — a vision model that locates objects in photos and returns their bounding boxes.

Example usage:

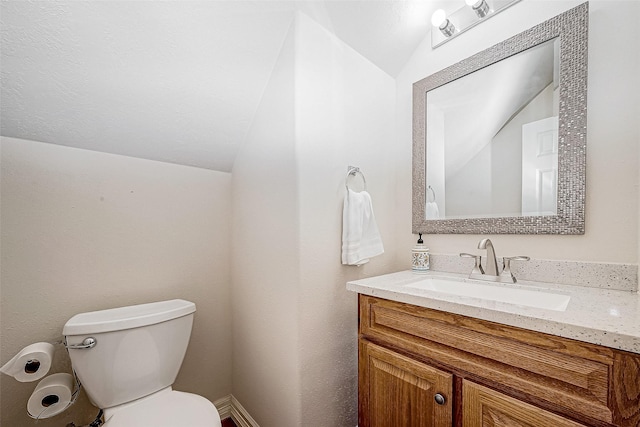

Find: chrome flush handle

[65,337,97,350]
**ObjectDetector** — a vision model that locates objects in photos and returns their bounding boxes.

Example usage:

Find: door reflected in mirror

[425,38,559,220]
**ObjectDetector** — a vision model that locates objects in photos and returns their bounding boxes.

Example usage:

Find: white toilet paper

[0,342,55,382]
[27,373,74,419]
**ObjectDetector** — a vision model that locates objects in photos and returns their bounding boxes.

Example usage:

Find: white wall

[396,0,640,263]
[445,144,493,218]
[231,12,398,427]
[230,18,302,427]
[294,13,398,426]
[490,85,556,216]
[0,137,232,427]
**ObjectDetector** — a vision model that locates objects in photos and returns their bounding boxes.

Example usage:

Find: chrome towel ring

[345,166,367,193]
[427,185,436,202]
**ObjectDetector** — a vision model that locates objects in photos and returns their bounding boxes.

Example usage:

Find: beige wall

[0,137,232,427]
[396,0,640,264]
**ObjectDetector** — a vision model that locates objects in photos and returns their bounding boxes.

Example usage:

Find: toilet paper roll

[27,373,74,419]
[0,342,55,382]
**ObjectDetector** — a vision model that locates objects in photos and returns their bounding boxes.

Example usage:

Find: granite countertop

[347,270,640,354]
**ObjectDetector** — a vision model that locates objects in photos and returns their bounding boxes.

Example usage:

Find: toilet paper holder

[28,372,82,420]
[65,337,97,350]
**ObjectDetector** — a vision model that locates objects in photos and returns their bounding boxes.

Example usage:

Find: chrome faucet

[478,238,499,276]
[460,238,530,283]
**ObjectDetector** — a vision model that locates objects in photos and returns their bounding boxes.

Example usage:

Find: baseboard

[213,394,260,427]
[213,395,233,420]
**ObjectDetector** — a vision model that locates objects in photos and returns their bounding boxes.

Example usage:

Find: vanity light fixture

[465,0,491,18]
[431,0,521,48]
[431,9,456,37]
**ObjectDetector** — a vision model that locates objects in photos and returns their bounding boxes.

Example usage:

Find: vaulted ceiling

[1,1,445,172]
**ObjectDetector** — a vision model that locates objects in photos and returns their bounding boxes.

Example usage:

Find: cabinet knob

[434,393,446,405]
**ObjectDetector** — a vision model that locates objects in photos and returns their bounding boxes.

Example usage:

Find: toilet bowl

[102,387,221,427]
[63,299,222,427]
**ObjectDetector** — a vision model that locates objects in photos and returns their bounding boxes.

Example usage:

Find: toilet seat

[103,388,221,427]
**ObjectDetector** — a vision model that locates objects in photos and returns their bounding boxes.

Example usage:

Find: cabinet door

[463,380,588,427]
[359,339,453,427]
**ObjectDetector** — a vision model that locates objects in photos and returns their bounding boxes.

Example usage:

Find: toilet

[63,299,222,426]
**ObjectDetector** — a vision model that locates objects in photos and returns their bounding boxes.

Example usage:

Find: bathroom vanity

[348,271,640,427]
[373,2,639,424]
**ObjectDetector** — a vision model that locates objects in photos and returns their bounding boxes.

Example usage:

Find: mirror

[426,37,559,220]
[413,3,588,234]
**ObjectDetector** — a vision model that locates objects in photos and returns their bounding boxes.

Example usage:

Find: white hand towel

[426,201,440,219]
[342,189,384,266]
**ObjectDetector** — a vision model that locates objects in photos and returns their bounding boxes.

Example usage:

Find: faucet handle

[501,256,530,283]
[460,253,484,276]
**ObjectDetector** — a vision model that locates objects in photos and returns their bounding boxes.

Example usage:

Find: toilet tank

[63,299,196,409]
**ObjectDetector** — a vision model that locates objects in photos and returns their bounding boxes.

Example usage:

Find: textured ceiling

[1,1,440,171]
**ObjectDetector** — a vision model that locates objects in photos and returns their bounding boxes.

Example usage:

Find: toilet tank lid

[63,299,196,336]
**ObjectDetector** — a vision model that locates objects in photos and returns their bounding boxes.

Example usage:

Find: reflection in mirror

[412,2,588,234]
[426,38,559,220]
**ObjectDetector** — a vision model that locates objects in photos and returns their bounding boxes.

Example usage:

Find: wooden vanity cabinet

[359,340,453,427]
[462,380,588,426]
[358,295,640,427]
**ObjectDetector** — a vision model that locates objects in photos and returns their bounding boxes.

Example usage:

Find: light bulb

[431,9,456,37]
[431,9,447,28]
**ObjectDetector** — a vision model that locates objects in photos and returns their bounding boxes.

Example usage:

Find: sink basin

[404,277,571,311]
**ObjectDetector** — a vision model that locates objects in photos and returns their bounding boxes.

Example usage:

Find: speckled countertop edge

[347,270,640,354]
